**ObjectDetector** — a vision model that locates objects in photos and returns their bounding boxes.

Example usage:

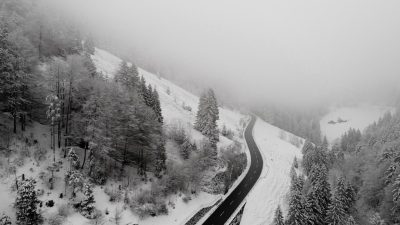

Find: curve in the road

[202,115,263,225]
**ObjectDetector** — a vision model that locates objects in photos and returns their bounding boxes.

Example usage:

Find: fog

[45,0,400,107]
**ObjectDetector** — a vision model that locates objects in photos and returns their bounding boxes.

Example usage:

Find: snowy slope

[92,48,244,143]
[240,118,303,225]
[320,105,394,143]
[91,48,247,225]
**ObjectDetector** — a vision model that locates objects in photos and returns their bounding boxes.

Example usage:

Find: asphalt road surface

[202,116,263,225]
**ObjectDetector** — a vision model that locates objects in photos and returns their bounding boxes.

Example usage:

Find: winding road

[202,116,264,225]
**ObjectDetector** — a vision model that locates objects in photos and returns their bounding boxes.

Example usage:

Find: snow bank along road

[202,116,263,225]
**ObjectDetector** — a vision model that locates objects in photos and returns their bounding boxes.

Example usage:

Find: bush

[104,186,122,202]
[182,103,192,112]
[182,195,192,203]
[46,200,55,207]
[33,146,47,162]
[221,125,234,140]
[168,122,187,145]
[48,214,64,225]
[57,204,72,217]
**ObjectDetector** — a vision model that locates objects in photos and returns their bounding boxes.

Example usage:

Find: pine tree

[154,141,166,178]
[194,88,219,146]
[346,216,357,225]
[66,170,84,198]
[152,88,163,123]
[81,183,96,219]
[180,137,192,159]
[15,178,41,225]
[0,213,11,225]
[306,165,331,225]
[68,148,80,170]
[326,178,348,225]
[114,61,139,91]
[286,189,307,225]
[273,206,285,225]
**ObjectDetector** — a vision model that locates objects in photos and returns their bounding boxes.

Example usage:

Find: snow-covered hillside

[240,118,303,225]
[91,48,247,224]
[320,105,394,143]
[92,48,244,145]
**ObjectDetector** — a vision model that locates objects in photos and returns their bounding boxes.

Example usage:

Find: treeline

[273,141,357,225]
[254,104,326,144]
[332,111,400,224]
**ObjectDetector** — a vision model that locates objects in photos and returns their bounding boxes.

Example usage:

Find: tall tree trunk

[52,125,56,162]
[13,113,17,134]
[81,141,88,169]
[120,138,128,178]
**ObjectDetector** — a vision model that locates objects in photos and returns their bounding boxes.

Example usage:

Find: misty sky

[46,0,400,106]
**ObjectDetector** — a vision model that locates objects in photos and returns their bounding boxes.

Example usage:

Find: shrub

[104,186,122,202]
[182,195,192,203]
[46,200,55,207]
[221,125,234,140]
[48,214,64,225]
[57,204,72,217]
[168,122,186,145]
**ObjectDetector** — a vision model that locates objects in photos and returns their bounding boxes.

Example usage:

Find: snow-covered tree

[286,189,307,225]
[114,61,139,92]
[273,206,285,225]
[194,88,219,146]
[154,141,166,178]
[346,216,357,225]
[326,178,348,225]
[306,165,331,224]
[81,183,96,219]
[68,148,80,170]
[15,178,41,225]
[46,94,61,162]
[0,213,11,225]
[66,170,84,198]
[152,88,163,123]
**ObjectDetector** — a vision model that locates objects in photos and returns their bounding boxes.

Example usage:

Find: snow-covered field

[240,118,303,225]
[320,105,394,143]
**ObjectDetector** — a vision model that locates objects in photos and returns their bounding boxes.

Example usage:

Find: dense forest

[274,106,400,225]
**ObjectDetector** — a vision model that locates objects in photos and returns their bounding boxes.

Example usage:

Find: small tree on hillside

[194,88,219,148]
[15,178,41,225]
[273,206,285,225]
[81,183,96,219]
[0,213,11,225]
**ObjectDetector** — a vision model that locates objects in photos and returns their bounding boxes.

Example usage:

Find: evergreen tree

[80,183,96,219]
[152,88,163,123]
[273,206,285,225]
[306,165,331,225]
[194,88,219,146]
[15,178,41,225]
[345,216,357,225]
[154,141,166,178]
[114,61,139,91]
[0,213,11,225]
[180,137,192,159]
[326,178,348,225]
[286,189,307,225]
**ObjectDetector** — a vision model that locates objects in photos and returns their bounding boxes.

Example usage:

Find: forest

[273,107,400,225]
[0,0,247,224]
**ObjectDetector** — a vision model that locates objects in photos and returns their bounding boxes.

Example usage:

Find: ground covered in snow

[240,118,303,225]
[320,105,394,143]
